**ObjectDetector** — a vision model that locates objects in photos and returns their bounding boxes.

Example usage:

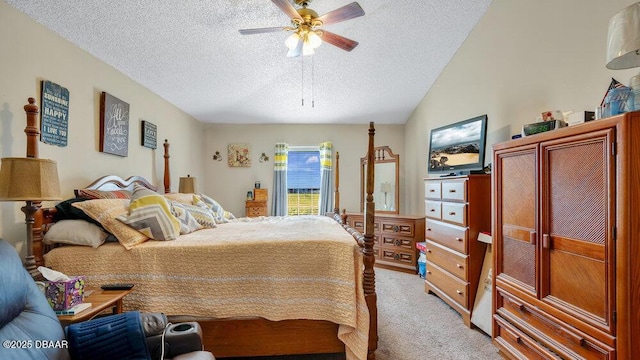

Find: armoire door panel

[541,130,615,333]
[496,147,538,295]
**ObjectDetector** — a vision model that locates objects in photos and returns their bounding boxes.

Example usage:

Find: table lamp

[0,157,61,278]
[606,2,640,108]
[179,174,196,193]
[380,182,392,210]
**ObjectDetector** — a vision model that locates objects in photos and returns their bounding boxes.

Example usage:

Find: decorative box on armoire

[246,189,267,217]
[423,174,491,328]
[492,112,640,359]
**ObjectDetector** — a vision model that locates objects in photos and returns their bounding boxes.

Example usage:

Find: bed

[19,98,379,359]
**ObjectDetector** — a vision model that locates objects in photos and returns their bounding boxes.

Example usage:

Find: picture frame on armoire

[99,92,129,157]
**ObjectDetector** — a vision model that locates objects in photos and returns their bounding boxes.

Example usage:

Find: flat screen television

[427,114,488,176]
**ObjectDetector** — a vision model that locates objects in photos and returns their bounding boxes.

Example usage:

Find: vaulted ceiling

[6,0,492,124]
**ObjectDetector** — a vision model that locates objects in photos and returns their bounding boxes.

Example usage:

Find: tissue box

[46,276,86,310]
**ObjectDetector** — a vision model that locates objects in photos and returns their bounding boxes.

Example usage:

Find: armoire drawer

[497,290,614,360]
[425,262,468,307]
[381,236,414,250]
[425,240,468,280]
[380,220,415,237]
[494,315,562,360]
[441,180,466,202]
[441,202,467,226]
[425,219,468,254]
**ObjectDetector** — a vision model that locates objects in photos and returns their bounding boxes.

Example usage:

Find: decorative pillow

[75,189,132,200]
[43,220,108,248]
[117,185,180,241]
[184,201,217,229]
[52,198,103,227]
[163,193,195,205]
[196,194,231,223]
[170,201,203,234]
[72,199,148,250]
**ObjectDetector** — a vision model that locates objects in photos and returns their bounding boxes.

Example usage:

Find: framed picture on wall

[228,143,251,167]
[99,92,129,157]
[141,120,157,149]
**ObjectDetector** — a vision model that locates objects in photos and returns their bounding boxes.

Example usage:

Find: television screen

[428,114,488,176]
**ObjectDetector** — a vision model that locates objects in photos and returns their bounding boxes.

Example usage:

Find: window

[287,146,320,215]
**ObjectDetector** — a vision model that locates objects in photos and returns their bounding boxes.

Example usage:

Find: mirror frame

[360,146,400,214]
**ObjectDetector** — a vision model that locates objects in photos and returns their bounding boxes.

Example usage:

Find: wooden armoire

[492,112,640,359]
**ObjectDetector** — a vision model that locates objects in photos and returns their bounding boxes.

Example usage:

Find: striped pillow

[117,185,180,241]
[196,194,230,223]
[184,201,217,229]
[170,201,203,234]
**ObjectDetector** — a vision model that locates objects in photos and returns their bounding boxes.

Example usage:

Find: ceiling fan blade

[286,39,303,57]
[239,26,287,35]
[316,2,365,26]
[272,0,303,21]
[319,30,359,52]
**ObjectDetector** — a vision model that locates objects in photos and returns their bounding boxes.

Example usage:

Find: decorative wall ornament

[212,151,222,161]
[228,143,251,167]
[40,80,69,147]
[259,152,270,162]
[99,92,129,157]
[141,120,157,149]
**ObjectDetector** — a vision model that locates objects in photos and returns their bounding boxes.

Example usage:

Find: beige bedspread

[44,215,369,360]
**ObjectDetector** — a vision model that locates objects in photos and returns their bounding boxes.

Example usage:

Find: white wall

[0,1,204,254]
[404,0,639,215]
[203,123,405,216]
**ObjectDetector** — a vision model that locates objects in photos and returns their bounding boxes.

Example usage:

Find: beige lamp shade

[0,158,61,201]
[380,182,392,193]
[606,2,640,69]
[178,175,196,193]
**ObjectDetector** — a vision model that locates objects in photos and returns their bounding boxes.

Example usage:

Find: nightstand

[57,288,133,326]
[246,188,267,217]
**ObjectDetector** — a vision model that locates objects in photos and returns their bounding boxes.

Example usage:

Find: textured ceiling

[6,0,491,124]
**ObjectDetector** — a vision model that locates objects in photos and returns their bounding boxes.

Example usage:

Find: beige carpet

[226,267,501,360]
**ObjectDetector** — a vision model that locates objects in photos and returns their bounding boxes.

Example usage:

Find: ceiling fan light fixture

[285,32,301,49]
[306,30,322,48]
[302,43,315,56]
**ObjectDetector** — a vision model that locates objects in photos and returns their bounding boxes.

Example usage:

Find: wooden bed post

[163,139,170,193]
[364,122,378,359]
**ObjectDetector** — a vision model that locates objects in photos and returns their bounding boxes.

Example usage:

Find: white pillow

[43,220,108,248]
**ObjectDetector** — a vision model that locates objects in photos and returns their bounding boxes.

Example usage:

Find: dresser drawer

[494,315,562,360]
[382,236,414,250]
[425,240,467,280]
[497,290,614,360]
[246,207,266,217]
[425,219,468,254]
[425,262,468,308]
[425,200,442,220]
[380,220,414,237]
[441,180,466,201]
[425,181,442,199]
[441,202,467,226]
[381,249,415,266]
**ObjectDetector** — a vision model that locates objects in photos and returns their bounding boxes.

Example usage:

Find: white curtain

[271,143,289,216]
[318,141,333,215]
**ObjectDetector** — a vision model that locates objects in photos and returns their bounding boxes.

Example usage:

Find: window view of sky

[287,151,320,189]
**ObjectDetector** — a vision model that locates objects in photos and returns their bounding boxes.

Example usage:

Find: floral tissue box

[46,276,85,310]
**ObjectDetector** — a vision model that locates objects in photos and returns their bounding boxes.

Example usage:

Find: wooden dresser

[246,188,267,217]
[345,213,425,273]
[492,112,640,359]
[423,174,491,328]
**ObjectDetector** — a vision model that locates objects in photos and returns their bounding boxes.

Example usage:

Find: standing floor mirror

[361,146,399,214]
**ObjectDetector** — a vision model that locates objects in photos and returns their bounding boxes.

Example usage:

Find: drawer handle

[456,263,462,269]
[449,212,456,216]
[449,189,456,193]
[426,249,431,253]
[394,254,400,260]
[455,237,462,242]
[507,296,525,311]
[560,327,586,346]
[394,240,401,246]
[426,227,432,231]
[429,209,436,212]
[393,225,400,232]
[426,270,431,275]
[429,189,435,192]
[456,290,463,295]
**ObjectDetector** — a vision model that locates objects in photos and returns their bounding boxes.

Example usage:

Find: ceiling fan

[239,0,365,57]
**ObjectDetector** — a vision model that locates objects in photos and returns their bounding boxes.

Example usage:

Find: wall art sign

[228,143,251,167]
[99,92,129,157]
[141,120,157,149]
[40,80,69,147]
